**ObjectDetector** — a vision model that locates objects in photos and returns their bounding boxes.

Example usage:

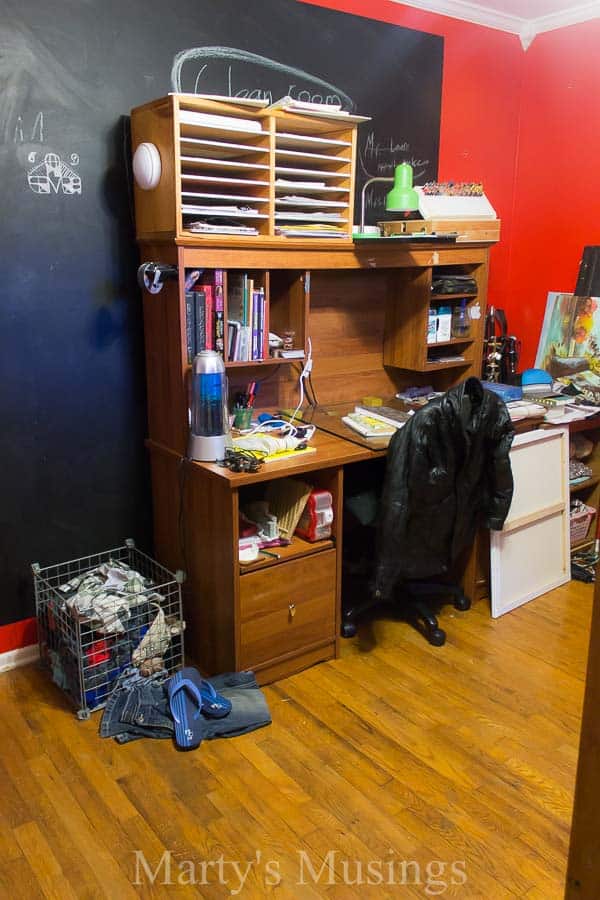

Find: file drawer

[239,550,336,669]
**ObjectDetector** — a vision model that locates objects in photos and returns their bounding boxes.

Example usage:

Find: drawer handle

[288,603,296,619]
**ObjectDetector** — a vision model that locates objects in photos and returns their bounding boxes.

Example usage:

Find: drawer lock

[288,603,296,619]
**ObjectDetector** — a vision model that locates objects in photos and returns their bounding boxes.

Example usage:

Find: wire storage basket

[32,539,185,719]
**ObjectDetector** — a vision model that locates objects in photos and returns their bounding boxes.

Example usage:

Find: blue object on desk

[521,368,553,389]
[481,381,523,402]
[257,412,287,428]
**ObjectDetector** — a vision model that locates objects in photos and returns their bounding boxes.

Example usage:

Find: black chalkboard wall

[0,0,442,627]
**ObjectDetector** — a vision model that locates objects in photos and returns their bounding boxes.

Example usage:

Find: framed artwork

[535,292,600,402]
[490,429,570,617]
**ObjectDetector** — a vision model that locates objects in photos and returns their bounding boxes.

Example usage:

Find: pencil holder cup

[233,407,253,430]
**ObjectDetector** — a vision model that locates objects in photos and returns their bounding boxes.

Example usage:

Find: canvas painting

[535,292,600,401]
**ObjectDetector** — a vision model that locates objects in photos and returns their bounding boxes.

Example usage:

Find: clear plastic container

[451,299,472,338]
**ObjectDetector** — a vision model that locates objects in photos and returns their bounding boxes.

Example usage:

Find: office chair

[340,500,470,647]
[341,378,514,647]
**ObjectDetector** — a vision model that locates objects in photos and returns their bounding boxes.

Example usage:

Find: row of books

[184,270,224,363]
[227,273,269,362]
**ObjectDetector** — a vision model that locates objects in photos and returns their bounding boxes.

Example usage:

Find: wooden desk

[148,429,376,683]
[148,397,514,682]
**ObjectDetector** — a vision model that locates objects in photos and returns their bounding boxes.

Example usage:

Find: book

[259,288,268,359]
[251,288,261,360]
[214,270,224,357]
[184,291,195,363]
[353,405,411,429]
[194,281,215,353]
[265,95,343,113]
[227,319,241,361]
[276,349,305,359]
[342,413,396,438]
[193,290,206,353]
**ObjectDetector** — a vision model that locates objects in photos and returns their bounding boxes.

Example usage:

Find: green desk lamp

[355,162,419,238]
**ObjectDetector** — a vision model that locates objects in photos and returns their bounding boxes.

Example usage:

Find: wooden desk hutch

[131,95,497,683]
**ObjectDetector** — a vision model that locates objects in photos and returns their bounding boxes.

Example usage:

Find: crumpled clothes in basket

[58,560,162,634]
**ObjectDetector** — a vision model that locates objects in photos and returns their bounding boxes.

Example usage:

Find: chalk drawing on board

[171,46,353,109]
[13,112,44,145]
[27,152,81,195]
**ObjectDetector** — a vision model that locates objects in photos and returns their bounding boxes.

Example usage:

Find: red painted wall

[306,2,600,367]
[508,20,600,366]
[302,0,525,307]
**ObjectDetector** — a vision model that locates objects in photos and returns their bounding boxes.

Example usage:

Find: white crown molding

[532,2,600,37]
[390,0,600,49]
[390,0,526,35]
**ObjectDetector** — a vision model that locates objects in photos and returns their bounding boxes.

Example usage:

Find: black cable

[177,456,190,578]
[291,361,317,409]
[255,364,282,385]
[308,371,319,407]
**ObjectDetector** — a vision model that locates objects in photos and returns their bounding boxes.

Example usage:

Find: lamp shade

[385,163,419,212]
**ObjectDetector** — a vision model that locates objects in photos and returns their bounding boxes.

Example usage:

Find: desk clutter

[238,480,334,563]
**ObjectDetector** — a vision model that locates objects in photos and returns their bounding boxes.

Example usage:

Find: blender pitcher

[188,351,230,461]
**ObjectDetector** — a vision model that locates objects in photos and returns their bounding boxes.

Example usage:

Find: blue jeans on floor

[99,668,271,744]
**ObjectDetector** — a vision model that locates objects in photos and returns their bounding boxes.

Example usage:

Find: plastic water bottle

[451,299,471,338]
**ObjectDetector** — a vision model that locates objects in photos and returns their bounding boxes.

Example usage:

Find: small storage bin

[570,502,596,545]
[32,539,185,719]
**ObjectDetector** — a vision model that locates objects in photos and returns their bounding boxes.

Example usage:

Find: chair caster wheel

[428,627,446,646]
[454,594,471,611]
[341,621,357,638]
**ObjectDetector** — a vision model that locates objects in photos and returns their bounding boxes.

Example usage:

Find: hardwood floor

[0,581,592,899]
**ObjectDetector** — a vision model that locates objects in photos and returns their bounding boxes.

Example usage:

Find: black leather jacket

[373,377,514,599]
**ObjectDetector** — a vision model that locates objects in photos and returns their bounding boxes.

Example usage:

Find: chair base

[341,582,471,647]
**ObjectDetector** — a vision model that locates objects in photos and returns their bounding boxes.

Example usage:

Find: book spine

[257,288,267,360]
[194,291,206,352]
[261,288,269,359]
[242,274,248,328]
[252,289,260,361]
[227,320,240,362]
[184,292,196,363]
[246,282,253,361]
[200,285,214,351]
[214,270,225,358]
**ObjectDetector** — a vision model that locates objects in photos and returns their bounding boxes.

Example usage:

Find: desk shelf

[424,359,470,372]
[240,535,334,574]
[383,264,485,377]
[131,94,358,242]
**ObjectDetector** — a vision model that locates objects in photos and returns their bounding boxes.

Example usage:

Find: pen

[260,549,280,559]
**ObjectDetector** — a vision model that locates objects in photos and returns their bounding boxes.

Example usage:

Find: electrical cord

[177,456,190,578]
[288,337,313,426]
[308,371,319,407]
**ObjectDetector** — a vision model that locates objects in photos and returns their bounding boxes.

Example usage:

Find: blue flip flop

[167,668,205,750]
[199,678,232,719]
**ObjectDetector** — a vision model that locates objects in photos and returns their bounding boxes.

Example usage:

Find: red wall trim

[0,618,38,654]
